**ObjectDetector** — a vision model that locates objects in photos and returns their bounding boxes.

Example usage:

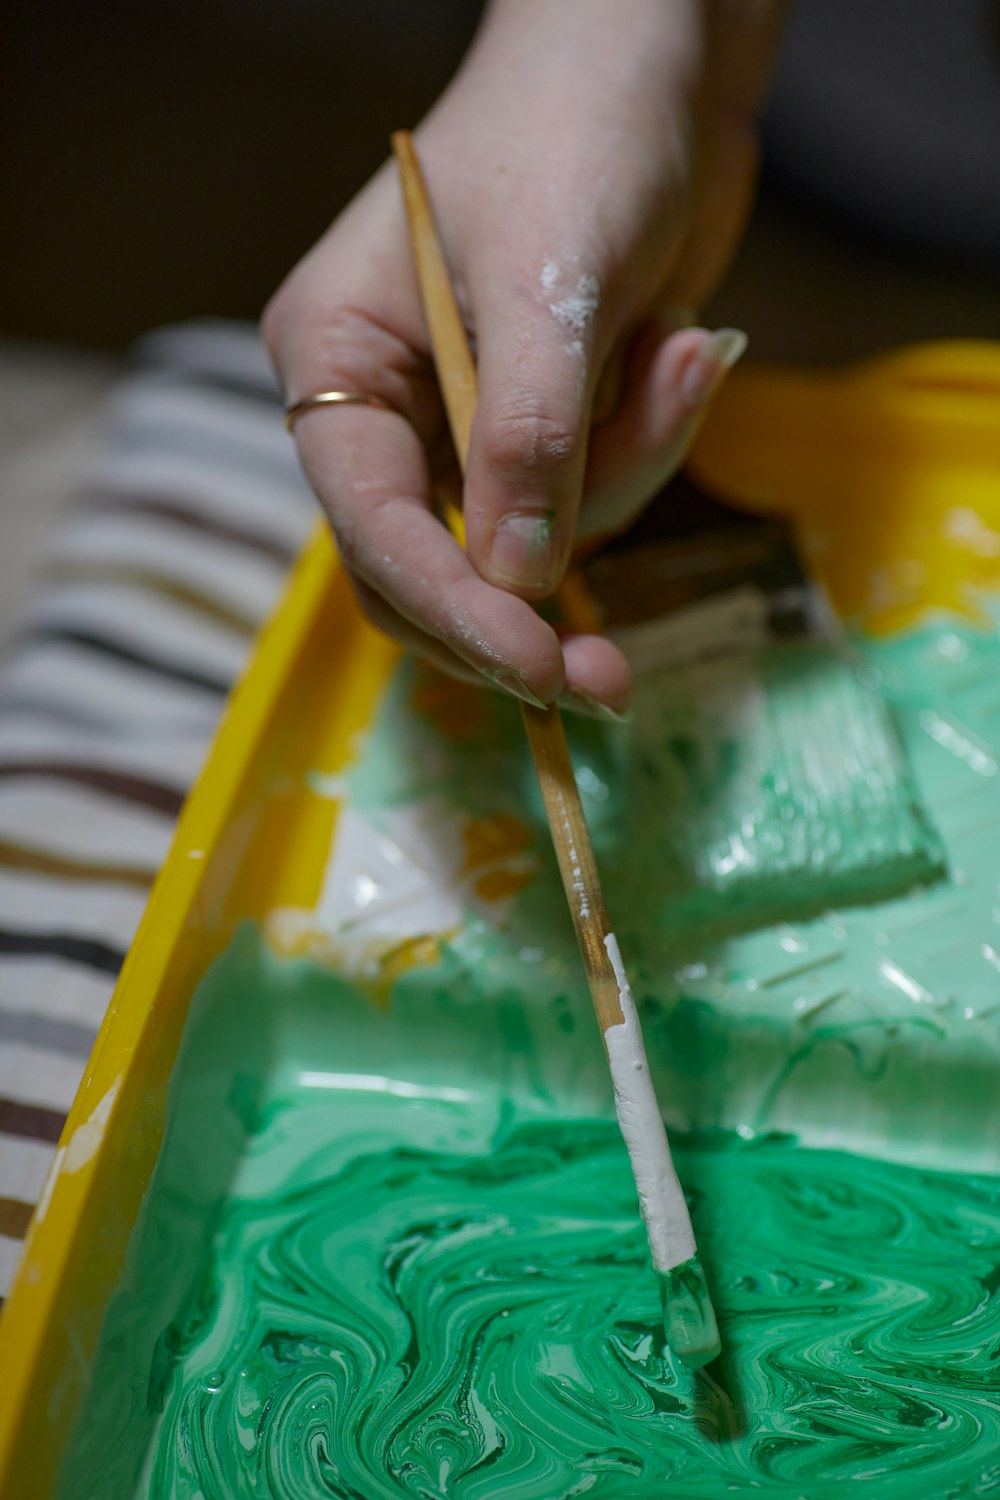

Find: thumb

[462,261,603,599]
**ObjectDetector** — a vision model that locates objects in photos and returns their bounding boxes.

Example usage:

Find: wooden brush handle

[391,130,625,1031]
[519,703,624,1029]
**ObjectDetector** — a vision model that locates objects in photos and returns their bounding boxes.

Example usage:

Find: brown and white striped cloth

[0,321,316,1302]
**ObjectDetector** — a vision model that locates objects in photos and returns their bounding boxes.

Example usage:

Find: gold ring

[284,390,395,433]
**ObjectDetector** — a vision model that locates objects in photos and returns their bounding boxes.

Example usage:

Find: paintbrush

[577,491,945,936]
[391,130,720,1368]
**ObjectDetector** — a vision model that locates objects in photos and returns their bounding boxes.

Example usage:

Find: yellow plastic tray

[2,341,999,1496]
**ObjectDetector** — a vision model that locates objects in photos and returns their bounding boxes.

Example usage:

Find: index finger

[291,390,570,706]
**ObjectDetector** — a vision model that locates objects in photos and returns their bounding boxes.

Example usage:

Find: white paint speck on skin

[540,259,560,295]
[603,933,695,1272]
[540,431,575,458]
[549,274,600,337]
[540,261,599,358]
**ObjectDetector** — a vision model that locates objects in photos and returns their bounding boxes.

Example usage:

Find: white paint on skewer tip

[602,932,696,1273]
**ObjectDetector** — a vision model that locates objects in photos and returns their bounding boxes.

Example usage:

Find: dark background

[3,0,1000,359]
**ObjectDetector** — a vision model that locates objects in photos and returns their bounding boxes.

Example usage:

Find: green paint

[62,606,1000,1495]
[344,614,1000,1169]
[62,933,1000,1497]
[656,1256,720,1369]
[529,510,557,556]
[349,629,944,936]
[126,1129,1000,1495]
[621,636,945,933]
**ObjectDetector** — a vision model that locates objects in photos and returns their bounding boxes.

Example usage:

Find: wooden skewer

[391,131,719,1366]
[392,129,623,1030]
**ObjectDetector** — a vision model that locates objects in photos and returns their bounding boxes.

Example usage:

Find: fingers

[462,258,603,600]
[291,402,569,705]
[293,393,636,716]
[271,284,688,717]
[578,321,746,540]
[657,104,761,314]
[558,632,633,721]
[265,215,570,708]
[264,172,643,719]
[345,574,486,689]
[347,575,634,724]
[268,242,634,714]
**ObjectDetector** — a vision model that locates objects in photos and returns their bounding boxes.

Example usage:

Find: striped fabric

[0,322,316,1301]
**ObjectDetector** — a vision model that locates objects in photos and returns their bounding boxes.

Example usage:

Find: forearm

[456,0,787,116]
[431,0,708,137]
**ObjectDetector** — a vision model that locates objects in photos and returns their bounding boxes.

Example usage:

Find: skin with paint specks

[264,0,782,715]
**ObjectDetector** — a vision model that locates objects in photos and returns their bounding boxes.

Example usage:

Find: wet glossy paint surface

[64,608,1000,1497]
[66,931,1000,1500]
[145,1129,1000,1497]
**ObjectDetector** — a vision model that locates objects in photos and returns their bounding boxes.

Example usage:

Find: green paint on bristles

[658,1254,721,1369]
[619,637,946,936]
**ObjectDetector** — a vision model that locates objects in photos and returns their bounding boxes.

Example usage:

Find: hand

[264,0,785,717]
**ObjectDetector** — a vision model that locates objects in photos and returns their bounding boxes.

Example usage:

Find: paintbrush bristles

[390,130,624,1030]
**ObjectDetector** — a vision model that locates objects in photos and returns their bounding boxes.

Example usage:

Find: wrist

[463,0,706,97]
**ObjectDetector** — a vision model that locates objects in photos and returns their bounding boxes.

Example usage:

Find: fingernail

[485,668,550,710]
[680,327,748,407]
[488,511,560,590]
[557,689,633,725]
